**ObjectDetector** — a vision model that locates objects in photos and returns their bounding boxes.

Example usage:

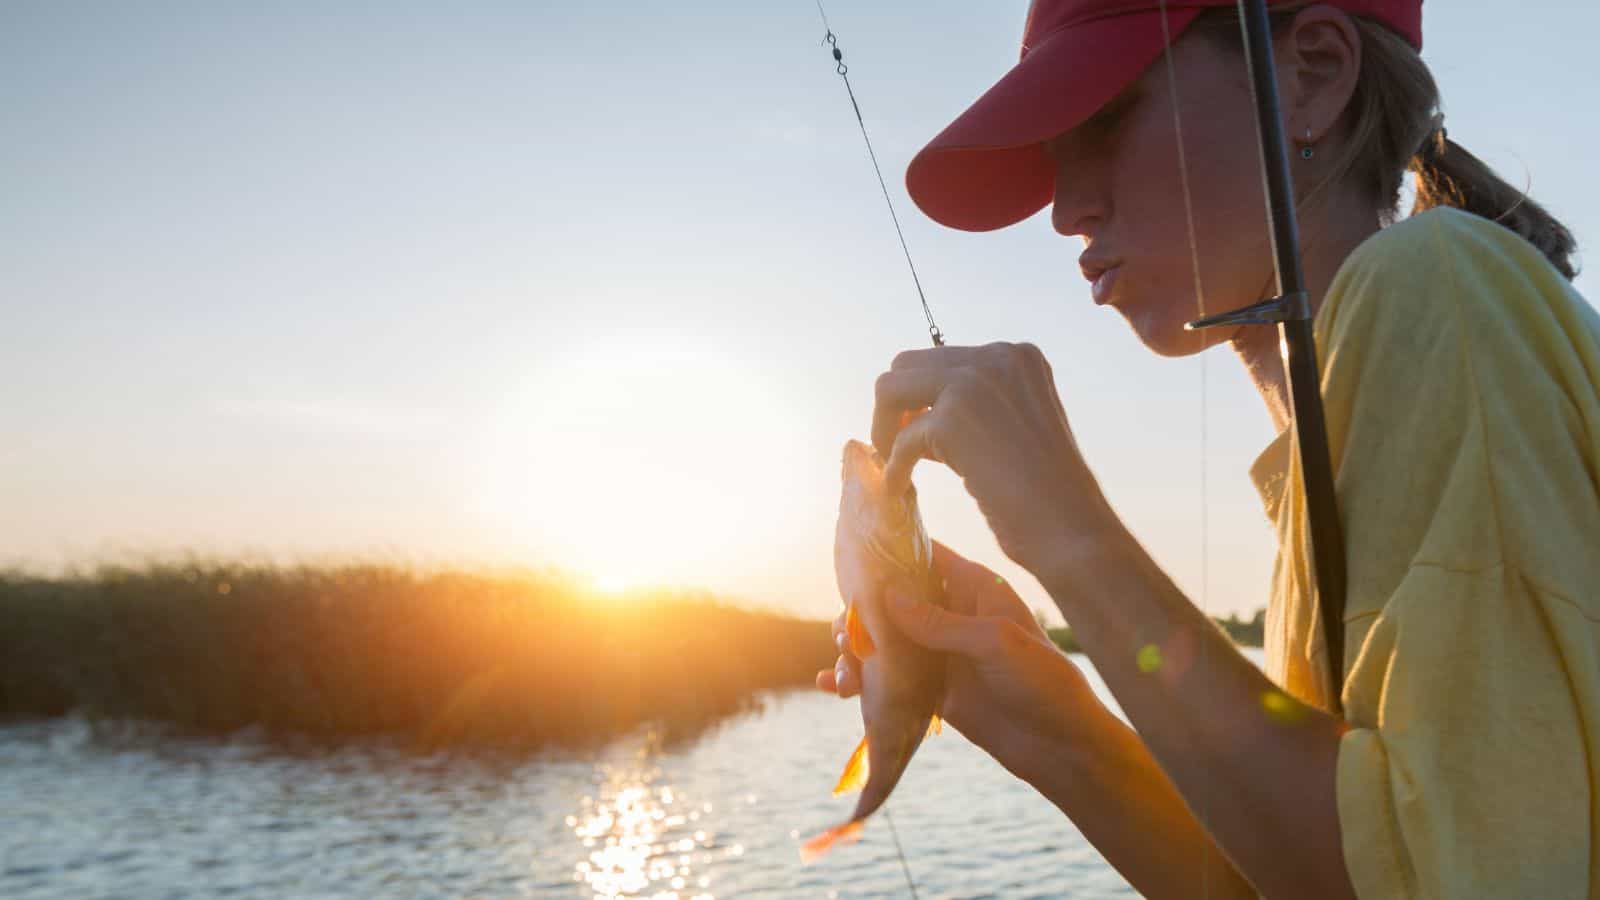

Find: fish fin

[799,820,865,864]
[831,735,870,796]
[927,713,943,737]
[845,601,876,659]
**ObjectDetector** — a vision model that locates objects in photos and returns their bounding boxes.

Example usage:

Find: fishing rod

[1184,0,1348,710]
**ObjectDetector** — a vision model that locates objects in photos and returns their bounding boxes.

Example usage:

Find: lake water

[0,650,1264,898]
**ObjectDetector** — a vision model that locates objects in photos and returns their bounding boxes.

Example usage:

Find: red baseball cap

[905,0,1423,232]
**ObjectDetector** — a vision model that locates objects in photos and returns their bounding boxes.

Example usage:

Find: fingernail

[835,633,846,650]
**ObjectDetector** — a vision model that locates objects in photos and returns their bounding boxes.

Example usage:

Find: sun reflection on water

[569,746,737,899]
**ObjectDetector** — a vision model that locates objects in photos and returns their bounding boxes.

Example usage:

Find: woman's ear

[1277,5,1362,143]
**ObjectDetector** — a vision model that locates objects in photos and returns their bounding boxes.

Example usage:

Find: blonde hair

[1192,5,1579,280]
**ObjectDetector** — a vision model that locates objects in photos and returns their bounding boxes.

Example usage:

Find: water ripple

[0,651,1263,897]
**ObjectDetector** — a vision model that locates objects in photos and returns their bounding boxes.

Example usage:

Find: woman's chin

[1119,310,1215,358]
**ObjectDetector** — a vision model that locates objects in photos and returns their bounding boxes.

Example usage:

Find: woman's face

[1046,30,1277,357]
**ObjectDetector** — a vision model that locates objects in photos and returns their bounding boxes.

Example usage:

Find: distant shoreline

[1,563,1266,751]
[0,563,835,752]
[1048,609,1266,654]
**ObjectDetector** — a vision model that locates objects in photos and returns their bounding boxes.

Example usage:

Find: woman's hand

[871,342,1117,583]
[815,540,1110,780]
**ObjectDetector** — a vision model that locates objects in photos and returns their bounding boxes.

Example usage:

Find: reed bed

[0,563,836,751]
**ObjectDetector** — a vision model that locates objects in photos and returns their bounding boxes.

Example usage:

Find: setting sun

[467,335,819,592]
[594,574,629,594]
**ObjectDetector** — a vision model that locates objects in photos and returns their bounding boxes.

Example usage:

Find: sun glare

[469,335,818,594]
[595,574,629,594]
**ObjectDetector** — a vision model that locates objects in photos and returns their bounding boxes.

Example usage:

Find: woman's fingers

[831,626,851,668]
[826,611,862,697]
[871,363,951,461]
[815,668,835,693]
[819,662,857,698]
[882,406,949,497]
[882,580,1006,658]
[824,605,860,698]
[827,653,859,698]
[871,347,995,468]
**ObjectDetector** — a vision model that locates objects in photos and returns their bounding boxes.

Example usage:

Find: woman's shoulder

[1317,206,1594,348]
[1331,206,1563,297]
[1314,209,1600,595]
[1352,205,1517,256]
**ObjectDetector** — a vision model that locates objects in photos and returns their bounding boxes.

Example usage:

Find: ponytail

[1411,126,1578,279]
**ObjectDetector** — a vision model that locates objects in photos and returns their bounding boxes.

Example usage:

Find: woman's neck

[1231,196,1382,434]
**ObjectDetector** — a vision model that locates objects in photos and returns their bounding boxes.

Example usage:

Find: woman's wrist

[988,719,1087,798]
[1031,515,1139,603]
[999,691,1128,815]
[988,652,1114,796]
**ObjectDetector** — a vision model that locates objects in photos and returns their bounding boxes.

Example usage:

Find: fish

[800,438,947,863]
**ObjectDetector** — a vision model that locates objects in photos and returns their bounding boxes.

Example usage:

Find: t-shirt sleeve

[1311,211,1600,898]
[1335,568,1588,898]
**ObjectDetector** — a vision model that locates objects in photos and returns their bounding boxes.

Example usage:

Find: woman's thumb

[884,582,979,656]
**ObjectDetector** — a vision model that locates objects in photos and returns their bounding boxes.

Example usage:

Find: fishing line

[882,806,920,900]
[1156,2,1213,897]
[811,7,930,897]
[814,0,945,348]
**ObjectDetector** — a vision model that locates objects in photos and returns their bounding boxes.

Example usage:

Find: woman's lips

[1089,265,1121,306]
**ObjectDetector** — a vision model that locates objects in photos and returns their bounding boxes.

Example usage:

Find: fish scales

[801,439,947,862]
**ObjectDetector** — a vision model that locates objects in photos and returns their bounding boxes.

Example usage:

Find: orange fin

[927,713,943,737]
[831,735,870,796]
[845,600,876,659]
[799,820,865,864]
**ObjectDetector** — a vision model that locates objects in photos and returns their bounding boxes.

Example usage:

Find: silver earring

[1300,126,1315,160]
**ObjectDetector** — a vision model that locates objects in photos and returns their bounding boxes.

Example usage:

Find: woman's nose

[1050,168,1105,239]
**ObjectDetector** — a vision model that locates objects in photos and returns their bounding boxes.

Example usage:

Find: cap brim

[906,8,1203,232]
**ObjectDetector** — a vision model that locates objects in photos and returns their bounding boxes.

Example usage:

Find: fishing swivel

[823,31,848,76]
[814,6,946,349]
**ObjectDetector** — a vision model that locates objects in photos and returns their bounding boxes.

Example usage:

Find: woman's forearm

[1036,532,1357,900]
[1018,706,1256,899]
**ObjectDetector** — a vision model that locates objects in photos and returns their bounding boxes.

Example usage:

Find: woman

[816,1,1599,897]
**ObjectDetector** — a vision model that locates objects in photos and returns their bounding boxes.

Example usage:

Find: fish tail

[798,820,865,864]
[831,735,870,796]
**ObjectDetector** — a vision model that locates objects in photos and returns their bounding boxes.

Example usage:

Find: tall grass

[0,563,835,751]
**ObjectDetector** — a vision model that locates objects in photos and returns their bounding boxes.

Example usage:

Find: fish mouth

[842,439,879,466]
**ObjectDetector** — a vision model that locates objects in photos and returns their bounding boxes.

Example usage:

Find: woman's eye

[1047,94,1136,161]
[1081,117,1116,143]
[1082,100,1134,143]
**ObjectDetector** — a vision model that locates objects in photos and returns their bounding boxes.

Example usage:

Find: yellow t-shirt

[1251,207,1600,898]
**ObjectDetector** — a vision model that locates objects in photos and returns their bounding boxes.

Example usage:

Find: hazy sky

[4,2,1596,622]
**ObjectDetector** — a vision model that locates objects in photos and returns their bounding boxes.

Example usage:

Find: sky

[3,2,1596,622]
